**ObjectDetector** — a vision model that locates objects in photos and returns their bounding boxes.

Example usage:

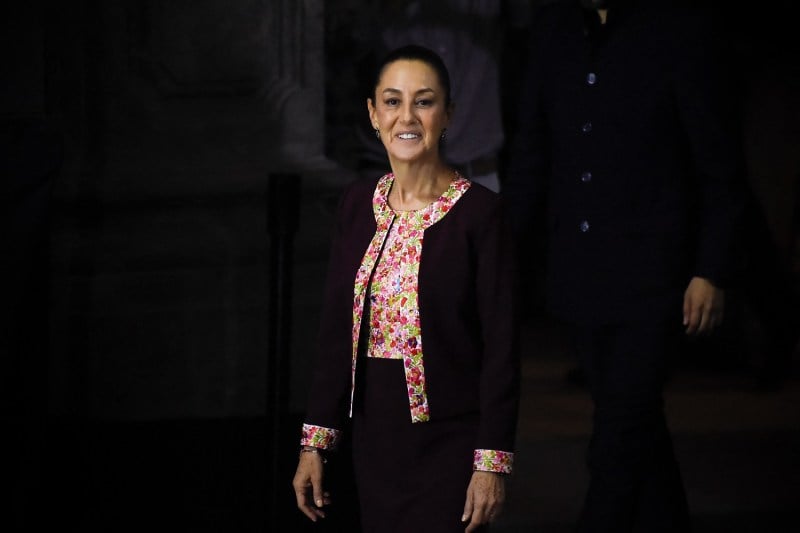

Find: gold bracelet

[300,446,327,463]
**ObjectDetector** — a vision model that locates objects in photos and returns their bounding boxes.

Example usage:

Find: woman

[292,44,520,533]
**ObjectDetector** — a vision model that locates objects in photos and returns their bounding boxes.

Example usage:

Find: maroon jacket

[303,175,521,454]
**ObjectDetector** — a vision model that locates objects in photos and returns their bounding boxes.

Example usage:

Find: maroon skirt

[351,356,487,533]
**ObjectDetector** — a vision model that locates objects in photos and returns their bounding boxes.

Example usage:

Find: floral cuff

[473,449,514,475]
[300,423,342,451]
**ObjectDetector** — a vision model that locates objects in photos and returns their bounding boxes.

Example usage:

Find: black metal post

[265,172,301,526]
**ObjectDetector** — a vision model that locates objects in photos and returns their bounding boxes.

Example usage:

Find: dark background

[4,1,799,531]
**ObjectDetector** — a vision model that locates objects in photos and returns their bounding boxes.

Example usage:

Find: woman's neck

[388,161,454,212]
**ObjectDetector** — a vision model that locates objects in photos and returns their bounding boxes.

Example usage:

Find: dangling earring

[440,128,447,141]
[375,128,381,139]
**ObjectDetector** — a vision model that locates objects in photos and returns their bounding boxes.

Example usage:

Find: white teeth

[398,133,419,139]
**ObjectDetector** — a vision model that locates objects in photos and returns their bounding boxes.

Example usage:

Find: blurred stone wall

[27,0,350,419]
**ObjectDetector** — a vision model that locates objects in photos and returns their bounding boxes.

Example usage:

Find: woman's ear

[367,97,376,123]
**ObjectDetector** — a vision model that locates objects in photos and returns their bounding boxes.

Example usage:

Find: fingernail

[461,514,468,522]
[316,499,323,506]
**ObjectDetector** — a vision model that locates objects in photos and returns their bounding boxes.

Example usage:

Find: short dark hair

[371,44,452,107]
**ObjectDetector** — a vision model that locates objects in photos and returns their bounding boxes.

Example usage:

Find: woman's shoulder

[461,178,501,208]
[444,178,506,229]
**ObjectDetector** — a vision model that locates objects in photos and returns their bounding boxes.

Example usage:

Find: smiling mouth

[397,133,420,140]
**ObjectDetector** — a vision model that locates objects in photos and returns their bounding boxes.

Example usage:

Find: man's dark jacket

[504,0,747,325]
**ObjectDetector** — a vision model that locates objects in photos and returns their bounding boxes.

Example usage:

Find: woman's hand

[291,448,331,522]
[461,470,506,532]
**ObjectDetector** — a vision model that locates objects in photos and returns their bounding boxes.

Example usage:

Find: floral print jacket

[300,174,520,474]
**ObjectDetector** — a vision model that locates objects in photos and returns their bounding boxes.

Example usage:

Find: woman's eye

[416,99,432,107]
[385,98,399,106]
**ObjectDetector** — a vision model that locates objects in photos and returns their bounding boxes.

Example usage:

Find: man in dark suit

[503,0,746,530]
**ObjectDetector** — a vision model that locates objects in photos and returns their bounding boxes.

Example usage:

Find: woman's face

[368,59,451,165]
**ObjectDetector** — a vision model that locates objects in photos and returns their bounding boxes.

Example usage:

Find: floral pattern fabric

[351,173,470,423]
[300,172,515,474]
[300,423,341,450]
[474,449,514,475]
[366,212,423,361]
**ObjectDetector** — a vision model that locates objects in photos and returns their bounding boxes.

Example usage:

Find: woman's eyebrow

[380,87,436,96]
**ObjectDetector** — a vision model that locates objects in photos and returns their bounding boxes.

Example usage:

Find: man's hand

[683,276,724,335]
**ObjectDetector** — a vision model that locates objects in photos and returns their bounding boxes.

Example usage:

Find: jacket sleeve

[301,183,363,441]
[474,195,522,459]
[670,7,747,287]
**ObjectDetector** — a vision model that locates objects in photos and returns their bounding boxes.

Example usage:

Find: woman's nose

[400,103,417,123]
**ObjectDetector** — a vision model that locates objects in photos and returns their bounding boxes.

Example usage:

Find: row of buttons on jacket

[580,72,598,233]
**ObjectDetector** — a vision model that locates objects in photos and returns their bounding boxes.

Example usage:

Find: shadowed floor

[494,316,800,532]
[12,315,799,533]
